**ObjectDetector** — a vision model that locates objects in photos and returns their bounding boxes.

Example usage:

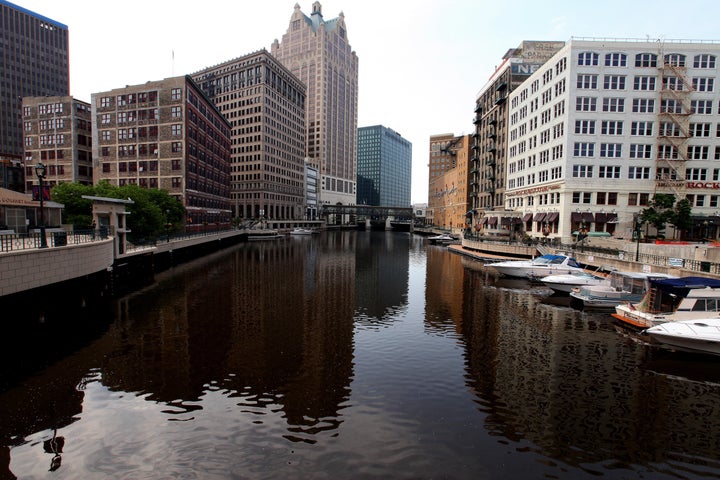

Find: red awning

[533,212,546,222]
[594,212,607,223]
[482,217,489,224]
[488,216,498,225]
[571,212,582,222]
[546,212,559,223]
[522,213,533,222]
[582,212,594,223]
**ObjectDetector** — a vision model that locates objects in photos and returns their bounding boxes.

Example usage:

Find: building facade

[0,0,69,190]
[427,133,463,228]
[357,125,412,207]
[505,38,720,243]
[22,96,93,192]
[91,76,232,229]
[272,2,359,207]
[428,134,471,233]
[471,41,565,230]
[192,50,307,221]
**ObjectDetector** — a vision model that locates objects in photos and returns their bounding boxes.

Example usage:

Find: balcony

[473,115,481,124]
[474,104,483,113]
[488,118,497,126]
[495,81,507,91]
[494,95,506,105]
[486,145,496,153]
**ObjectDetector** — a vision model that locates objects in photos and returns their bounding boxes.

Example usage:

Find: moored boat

[645,318,720,356]
[290,227,313,236]
[488,254,583,279]
[428,233,456,245]
[540,270,608,294]
[569,270,677,310]
[612,276,720,330]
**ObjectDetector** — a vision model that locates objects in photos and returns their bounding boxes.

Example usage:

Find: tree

[671,198,693,239]
[50,182,95,228]
[48,181,185,239]
[640,193,676,239]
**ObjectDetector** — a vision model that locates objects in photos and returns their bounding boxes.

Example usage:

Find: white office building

[505,38,720,243]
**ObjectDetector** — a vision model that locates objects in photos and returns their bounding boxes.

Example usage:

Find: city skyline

[11,0,720,204]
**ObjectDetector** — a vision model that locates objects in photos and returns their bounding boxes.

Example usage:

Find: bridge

[320,205,414,229]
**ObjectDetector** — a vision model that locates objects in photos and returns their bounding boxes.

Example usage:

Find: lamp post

[35,162,48,248]
[634,213,643,262]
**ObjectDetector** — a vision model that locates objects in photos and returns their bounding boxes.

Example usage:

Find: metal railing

[0,229,109,253]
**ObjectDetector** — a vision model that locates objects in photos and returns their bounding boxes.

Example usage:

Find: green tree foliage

[639,193,693,239]
[50,182,95,228]
[671,198,693,239]
[48,181,185,239]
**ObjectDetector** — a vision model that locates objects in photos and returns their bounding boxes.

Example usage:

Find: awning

[582,212,594,223]
[487,216,498,225]
[522,213,533,222]
[571,212,582,222]
[501,217,511,226]
[594,212,607,223]
[533,212,546,222]
[482,217,489,224]
[546,212,559,223]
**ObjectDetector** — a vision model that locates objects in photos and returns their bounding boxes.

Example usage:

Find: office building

[357,125,412,207]
[471,41,565,221]
[505,38,720,243]
[428,134,471,233]
[0,0,69,190]
[272,2,359,207]
[91,76,232,229]
[22,96,93,191]
[192,49,307,220]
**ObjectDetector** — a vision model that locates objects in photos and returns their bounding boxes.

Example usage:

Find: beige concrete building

[272,2,359,207]
[91,76,232,230]
[192,49,307,220]
[428,135,471,234]
[22,96,93,192]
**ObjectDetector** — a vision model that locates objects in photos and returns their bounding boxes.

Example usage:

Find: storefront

[0,188,63,234]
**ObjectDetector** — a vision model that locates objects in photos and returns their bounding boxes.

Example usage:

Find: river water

[2,231,720,479]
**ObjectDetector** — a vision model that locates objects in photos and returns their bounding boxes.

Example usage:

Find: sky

[14,0,720,204]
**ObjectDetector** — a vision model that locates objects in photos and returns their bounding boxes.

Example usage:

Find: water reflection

[1,232,720,479]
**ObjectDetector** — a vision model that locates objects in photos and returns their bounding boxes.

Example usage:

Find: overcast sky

[15,0,720,204]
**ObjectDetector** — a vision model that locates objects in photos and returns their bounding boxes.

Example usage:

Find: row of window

[577,52,716,69]
[576,74,715,92]
[572,143,718,159]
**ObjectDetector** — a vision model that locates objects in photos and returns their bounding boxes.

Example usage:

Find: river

[2,230,720,479]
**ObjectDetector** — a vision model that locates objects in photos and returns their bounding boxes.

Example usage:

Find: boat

[248,230,282,240]
[488,254,583,279]
[569,270,677,310]
[427,233,456,245]
[290,227,313,236]
[612,276,720,329]
[540,270,608,294]
[645,318,720,356]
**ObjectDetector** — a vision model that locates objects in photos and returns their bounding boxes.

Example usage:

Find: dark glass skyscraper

[357,125,412,207]
[0,0,69,189]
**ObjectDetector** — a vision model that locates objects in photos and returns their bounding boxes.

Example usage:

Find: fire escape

[656,52,693,199]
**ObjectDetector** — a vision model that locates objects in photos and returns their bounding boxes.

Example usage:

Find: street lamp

[34,162,48,248]
[633,213,643,262]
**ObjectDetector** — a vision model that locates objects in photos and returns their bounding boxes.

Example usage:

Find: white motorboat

[488,254,583,279]
[569,270,677,310]
[290,227,313,236]
[612,276,720,330]
[428,233,456,245]
[646,318,720,356]
[540,270,607,294]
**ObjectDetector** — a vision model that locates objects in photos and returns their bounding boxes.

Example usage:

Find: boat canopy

[649,276,720,296]
[532,254,581,268]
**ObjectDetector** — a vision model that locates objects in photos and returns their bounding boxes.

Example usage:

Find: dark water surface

[2,231,720,479]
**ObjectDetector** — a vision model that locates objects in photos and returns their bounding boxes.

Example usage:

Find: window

[659,122,681,136]
[635,53,657,67]
[602,98,624,112]
[100,97,112,108]
[578,52,599,66]
[101,131,111,141]
[574,142,595,157]
[631,121,653,136]
[658,144,678,159]
[599,166,621,178]
[656,167,677,180]
[171,88,182,100]
[662,76,684,91]
[628,193,651,206]
[629,144,652,158]
[693,77,715,92]
[664,53,686,67]
[605,52,627,66]
[690,123,711,137]
[600,143,622,158]
[632,98,655,113]
[692,100,713,114]
[576,97,597,111]
[661,99,682,114]
[628,166,651,179]
[604,75,626,90]
[601,120,623,135]
[574,120,596,134]
[577,74,598,89]
[633,76,656,91]
[171,124,182,136]
[687,145,709,160]
[572,165,593,177]
[687,168,708,180]
[694,54,716,69]
[171,106,182,118]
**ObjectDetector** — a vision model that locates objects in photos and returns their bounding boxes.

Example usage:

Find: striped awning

[533,212,546,222]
